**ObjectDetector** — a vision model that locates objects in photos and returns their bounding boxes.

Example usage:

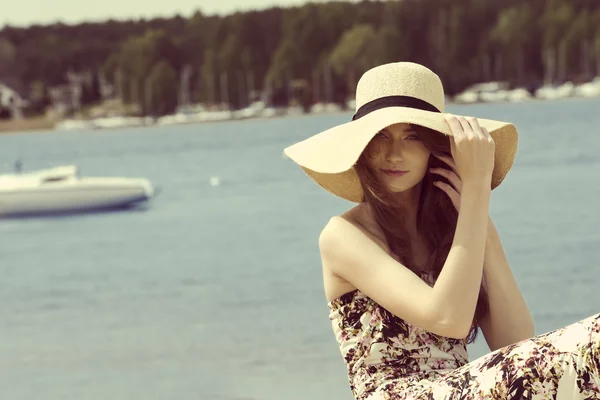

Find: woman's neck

[392,183,422,236]
[360,191,430,272]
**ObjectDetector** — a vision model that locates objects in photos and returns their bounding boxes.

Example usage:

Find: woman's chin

[386,180,422,194]
[387,184,411,193]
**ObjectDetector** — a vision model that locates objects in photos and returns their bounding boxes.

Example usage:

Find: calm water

[1,97,599,400]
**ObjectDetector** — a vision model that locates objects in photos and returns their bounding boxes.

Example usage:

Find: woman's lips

[381,169,408,177]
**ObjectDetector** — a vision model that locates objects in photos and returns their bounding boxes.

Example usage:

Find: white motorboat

[0,165,158,217]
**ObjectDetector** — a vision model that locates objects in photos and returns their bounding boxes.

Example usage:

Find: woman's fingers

[430,167,463,194]
[456,116,475,138]
[432,180,460,211]
[443,113,496,188]
[445,114,466,140]
[467,117,485,137]
[433,153,458,173]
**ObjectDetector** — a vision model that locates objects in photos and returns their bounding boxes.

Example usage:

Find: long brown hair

[354,124,488,343]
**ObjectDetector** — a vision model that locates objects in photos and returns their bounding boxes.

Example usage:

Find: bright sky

[1,0,331,27]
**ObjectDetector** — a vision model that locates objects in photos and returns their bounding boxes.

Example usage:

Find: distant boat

[0,164,158,218]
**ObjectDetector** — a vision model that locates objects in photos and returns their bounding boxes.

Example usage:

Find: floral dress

[328,276,600,399]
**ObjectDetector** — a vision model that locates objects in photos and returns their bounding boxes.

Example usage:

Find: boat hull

[0,177,155,217]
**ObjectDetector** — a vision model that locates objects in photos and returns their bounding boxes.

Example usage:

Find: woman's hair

[354,124,488,343]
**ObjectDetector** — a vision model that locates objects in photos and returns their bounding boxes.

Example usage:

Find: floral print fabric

[328,288,600,399]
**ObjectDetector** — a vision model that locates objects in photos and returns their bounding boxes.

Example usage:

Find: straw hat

[283,62,518,203]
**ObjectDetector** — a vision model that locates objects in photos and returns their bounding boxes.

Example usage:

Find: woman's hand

[430,115,495,210]
[443,115,495,190]
[430,154,462,212]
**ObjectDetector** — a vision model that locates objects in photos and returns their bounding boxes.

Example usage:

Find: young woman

[284,62,599,399]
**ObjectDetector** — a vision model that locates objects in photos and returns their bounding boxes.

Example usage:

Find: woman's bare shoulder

[319,205,391,288]
[318,207,441,334]
[324,204,389,252]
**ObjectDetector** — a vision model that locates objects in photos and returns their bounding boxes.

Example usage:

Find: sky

[1,0,335,27]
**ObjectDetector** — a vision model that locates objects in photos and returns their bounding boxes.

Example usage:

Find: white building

[0,82,27,119]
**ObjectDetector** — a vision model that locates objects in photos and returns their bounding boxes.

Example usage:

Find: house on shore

[0,77,27,120]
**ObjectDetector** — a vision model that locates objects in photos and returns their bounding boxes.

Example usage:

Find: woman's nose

[386,141,405,162]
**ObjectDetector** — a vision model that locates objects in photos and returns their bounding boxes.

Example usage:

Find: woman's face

[363,123,431,193]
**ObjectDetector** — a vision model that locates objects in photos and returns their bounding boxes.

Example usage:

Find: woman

[284,62,599,399]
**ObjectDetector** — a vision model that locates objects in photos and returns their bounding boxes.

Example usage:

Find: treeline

[0,0,598,117]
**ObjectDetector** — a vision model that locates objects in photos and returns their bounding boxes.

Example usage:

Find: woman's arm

[479,216,535,351]
[320,182,491,339]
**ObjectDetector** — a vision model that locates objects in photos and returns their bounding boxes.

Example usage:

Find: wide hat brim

[284,106,518,203]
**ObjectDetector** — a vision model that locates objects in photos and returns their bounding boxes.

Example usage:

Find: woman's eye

[375,132,388,139]
[406,134,420,140]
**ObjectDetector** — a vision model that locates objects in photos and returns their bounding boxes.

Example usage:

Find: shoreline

[2,94,599,135]
[0,116,57,134]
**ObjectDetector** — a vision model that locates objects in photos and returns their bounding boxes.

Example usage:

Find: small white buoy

[209,176,221,187]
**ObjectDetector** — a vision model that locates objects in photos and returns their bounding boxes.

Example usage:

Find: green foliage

[0,37,16,76]
[0,0,598,116]
[329,24,377,76]
[146,60,178,116]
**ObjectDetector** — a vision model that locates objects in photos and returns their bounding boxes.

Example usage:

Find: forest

[0,0,598,117]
